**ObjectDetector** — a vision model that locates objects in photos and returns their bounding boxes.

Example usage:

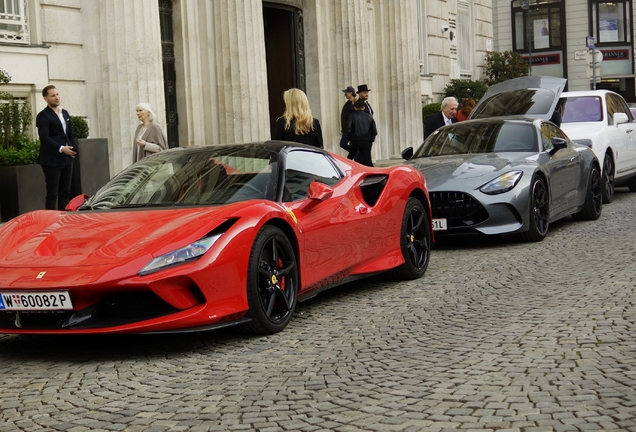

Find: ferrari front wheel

[390,197,432,280]
[243,225,298,335]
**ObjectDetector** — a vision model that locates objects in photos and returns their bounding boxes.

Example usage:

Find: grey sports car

[403,77,602,242]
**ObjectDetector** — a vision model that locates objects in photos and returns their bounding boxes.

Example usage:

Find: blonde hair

[281,88,314,135]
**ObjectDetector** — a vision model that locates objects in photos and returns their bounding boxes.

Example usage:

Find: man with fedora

[357,84,374,116]
[339,85,358,151]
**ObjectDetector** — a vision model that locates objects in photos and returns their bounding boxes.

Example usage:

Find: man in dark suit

[36,85,77,210]
[424,96,459,139]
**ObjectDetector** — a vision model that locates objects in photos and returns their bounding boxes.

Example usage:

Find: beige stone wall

[1,0,493,177]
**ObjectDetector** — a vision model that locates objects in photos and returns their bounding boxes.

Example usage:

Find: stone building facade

[1,0,493,176]
[492,0,636,101]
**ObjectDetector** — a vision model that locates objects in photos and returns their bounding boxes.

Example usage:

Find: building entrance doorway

[263,3,305,137]
[597,78,636,103]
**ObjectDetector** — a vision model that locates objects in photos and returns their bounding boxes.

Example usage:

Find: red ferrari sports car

[0,142,433,335]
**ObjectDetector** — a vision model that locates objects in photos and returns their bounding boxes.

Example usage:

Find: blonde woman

[133,102,168,163]
[274,88,323,148]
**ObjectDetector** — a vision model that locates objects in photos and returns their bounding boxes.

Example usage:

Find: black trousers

[42,162,74,210]
[347,140,373,167]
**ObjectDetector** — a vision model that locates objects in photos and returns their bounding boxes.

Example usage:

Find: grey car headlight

[479,171,523,195]
[139,233,223,275]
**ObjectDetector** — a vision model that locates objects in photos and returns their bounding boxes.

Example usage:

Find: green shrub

[0,67,34,153]
[0,137,39,166]
[71,116,89,139]
[443,79,488,103]
[483,50,529,86]
[422,102,441,124]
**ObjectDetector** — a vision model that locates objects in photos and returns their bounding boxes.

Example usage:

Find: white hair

[441,97,458,109]
[136,102,156,122]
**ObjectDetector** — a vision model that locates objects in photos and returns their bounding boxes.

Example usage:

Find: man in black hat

[357,84,373,116]
[339,86,358,152]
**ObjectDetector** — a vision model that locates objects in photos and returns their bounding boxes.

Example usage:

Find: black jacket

[36,106,75,167]
[424,111,457,139]
[346,110,377,142]
[274,117,324,148]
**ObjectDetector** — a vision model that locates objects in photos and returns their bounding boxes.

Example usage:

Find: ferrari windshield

[82,146,279,210]
[414,120,538,157]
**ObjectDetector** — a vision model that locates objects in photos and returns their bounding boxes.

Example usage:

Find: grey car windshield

[471,88,556,118]
[414,121,538,157]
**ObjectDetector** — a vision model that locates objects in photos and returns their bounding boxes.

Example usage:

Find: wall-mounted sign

[600,49,629,60]
[522,53,561,65]
[574,50,587,60]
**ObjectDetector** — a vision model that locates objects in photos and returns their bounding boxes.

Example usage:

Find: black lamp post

[522,0,532,76]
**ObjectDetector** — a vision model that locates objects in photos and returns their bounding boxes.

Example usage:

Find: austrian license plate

[0,291,73,311]
[432,218,448,231]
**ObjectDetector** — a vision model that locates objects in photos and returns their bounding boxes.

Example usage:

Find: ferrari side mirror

[402,147,414,160]
[297,182,333,212]
[65,194,89,211]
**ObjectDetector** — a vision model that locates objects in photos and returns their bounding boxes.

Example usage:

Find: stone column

[83,0,166,175]
[304,0,376,155]
[372,0,423,159]
[174,0,270,146]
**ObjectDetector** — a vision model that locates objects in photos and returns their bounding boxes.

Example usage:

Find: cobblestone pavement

[1,189,636,432]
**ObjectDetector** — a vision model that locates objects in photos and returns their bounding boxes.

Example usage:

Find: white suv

[559,90,636,203]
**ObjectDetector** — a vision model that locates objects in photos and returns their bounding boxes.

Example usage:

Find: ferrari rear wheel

[519,176,549,242]
[389,197,432,280]
[601,154,615,203]
[243,225,298,335]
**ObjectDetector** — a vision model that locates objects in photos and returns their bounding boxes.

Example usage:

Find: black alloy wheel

[601,155,615,203]
[243,225,298,335]
[390,197,432,280]
[519,176,549,242]
[572,164,602,221]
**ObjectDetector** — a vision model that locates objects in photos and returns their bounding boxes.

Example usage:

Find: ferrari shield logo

[36,272,46,279]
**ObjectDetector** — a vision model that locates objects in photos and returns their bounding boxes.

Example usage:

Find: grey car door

[540,122,581,211]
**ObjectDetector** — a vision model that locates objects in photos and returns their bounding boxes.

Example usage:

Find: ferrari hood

[470,76,566,121]
[407,153,534,191]
[0,207,240,268]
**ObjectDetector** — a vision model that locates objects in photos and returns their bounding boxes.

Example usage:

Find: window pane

[514,11,525,50]
[457,5,472,73]
[549,9,561,47]
[598,2,621,43]
[532,8,550,50]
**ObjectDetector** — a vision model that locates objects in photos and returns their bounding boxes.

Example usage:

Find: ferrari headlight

[479,171,523,195]
[138,233,222,275]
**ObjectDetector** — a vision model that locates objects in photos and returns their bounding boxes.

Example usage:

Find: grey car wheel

[519,176,549,242]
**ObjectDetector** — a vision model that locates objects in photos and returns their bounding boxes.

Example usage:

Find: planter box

[71,138,111,197]
[0,164,46,222]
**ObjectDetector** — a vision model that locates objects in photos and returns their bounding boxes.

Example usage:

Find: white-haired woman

[133,102,168,163]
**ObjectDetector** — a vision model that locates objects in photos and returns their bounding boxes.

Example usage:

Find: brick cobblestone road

[1,189,635,432]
